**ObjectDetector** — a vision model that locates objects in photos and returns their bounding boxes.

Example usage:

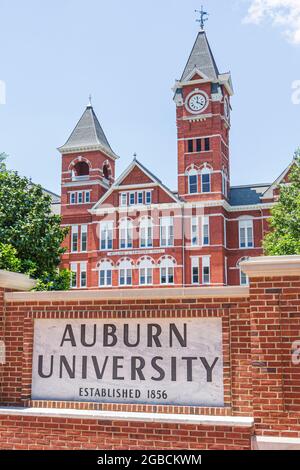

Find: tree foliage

[263,149,300,256]
[0,155,70,290]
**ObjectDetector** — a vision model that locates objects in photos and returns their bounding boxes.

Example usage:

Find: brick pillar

[0,287,5,403]
[241,256,300,434]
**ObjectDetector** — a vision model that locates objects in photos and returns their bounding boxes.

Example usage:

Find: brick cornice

[240,255,300,278]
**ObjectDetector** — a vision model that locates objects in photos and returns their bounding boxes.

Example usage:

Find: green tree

[0,156,70,290]
[263,148,300,256]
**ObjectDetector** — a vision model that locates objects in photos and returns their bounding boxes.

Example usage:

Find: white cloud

[244,0,300,44]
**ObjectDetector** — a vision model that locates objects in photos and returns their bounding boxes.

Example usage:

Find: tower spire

[195,6,209,30]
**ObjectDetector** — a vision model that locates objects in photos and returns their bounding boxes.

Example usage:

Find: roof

[91,158,181,211]
[58,105,118,160]
[229,184,270,206]
[181,31,219,82]
[42,188,61,205]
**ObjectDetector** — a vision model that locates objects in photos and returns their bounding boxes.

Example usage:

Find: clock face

[187,93,208,113]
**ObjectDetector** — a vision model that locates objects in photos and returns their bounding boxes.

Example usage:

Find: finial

[195,6,209,30]
[133,152,137,161]
[87,94,92,107]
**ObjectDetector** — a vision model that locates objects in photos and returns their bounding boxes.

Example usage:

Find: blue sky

[0,0,300,194]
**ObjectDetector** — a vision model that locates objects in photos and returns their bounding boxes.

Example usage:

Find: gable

[120,166,153,186]
[261,160,295,201]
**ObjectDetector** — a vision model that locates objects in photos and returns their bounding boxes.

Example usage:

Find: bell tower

[174,29,233,202]
[58,100,118,220]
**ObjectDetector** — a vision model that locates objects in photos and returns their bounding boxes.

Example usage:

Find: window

[120,193,127,207]
[160,217,174,247]
[78,192,83,204]
[191,257,199,285]
[119,219,133,249]
[137,192,143,205]
[99,261,113,287]
[119,260,133,286]
[201,170,211,193]
[71,226,78,252]
[196,139,201,152]
[145,191,152,205]
[81,225,88,252]
[204,138,210,151]
[85,191,91,203]
[139,259,153,286]
[140,218,153,248]
[160,257,175,285]
[100,221,113,250]
[202,256,210,285]
[239,220,254,248]
[202,217,210,246]
[187,140,194,153]
[129,193,135,206]
[70,192,76,204]
[222,172,227,198]
[191,217,199,246]
[70,263,77,288]
[188,171,198,194]
[80,263,87,288]
[72,161,89,180]
[240,269,249,286]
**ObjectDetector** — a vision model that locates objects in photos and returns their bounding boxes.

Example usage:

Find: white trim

[241,255,300,277]
[0,270,36,291]
[0,407,253,427]
[255,435,300,450]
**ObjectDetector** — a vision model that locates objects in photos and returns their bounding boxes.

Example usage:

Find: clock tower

[174,31,233,202]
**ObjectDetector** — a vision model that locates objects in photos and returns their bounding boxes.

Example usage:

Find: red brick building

[59,31,293,290]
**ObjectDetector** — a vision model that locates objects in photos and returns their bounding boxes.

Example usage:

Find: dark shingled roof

[181,31,219,82]
[58,105,118,159]
[229,184,270,206]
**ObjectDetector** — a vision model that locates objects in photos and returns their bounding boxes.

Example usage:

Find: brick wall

[0,256,300,450]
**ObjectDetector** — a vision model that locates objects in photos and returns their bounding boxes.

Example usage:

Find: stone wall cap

[0,406,254,427]
[4,285,249,302]
[240,255,300,278]
[0,270,36,291]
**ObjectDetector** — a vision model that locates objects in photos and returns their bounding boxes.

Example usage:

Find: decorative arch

[200,163,213,173]
[117,258,135,268]
[97,259,114,270]
[102,160,112,180]
[68,156,92,171]
[136,256,155,268]
[158,255,177,268]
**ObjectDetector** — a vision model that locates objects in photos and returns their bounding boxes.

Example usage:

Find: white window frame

[119,219,133,249]
[188,170,198,194]
[137,192,143,205]
[202,216,210,246]
[145,191,152,205]
[160,216,174,247]
[240,268,249,286]
[100,221,113,251]
[202,256,210,285]
[120,193,127,207]
[239,219,254,248]
[71,225,78,253]
[140,218,153,248]
[191,217,199,246]
[85,191,91,203]
[129,192,135,206]
[80,262,87,288]
[118,260,133,286]
[80,224,88,252]
[191,257,200,285]
[78,191,84,204]
[98,261,113,287]
[70,192,76,205]
[159,258,175,285]
[201,169,211,193]
[70,263,77,289]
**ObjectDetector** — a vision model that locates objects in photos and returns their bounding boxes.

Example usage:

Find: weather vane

[195,6,209,30]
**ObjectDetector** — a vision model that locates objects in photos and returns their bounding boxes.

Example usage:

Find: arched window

[72,161,90,180]
[138,257,154,286]
[118,259,133,286]
[159,256,176,285]
[98,260,113,287]
[119,218,133,249]
[201,166,211,193]
[140,217,153,248]
[188,168,198,194]
[103,162,111,180]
